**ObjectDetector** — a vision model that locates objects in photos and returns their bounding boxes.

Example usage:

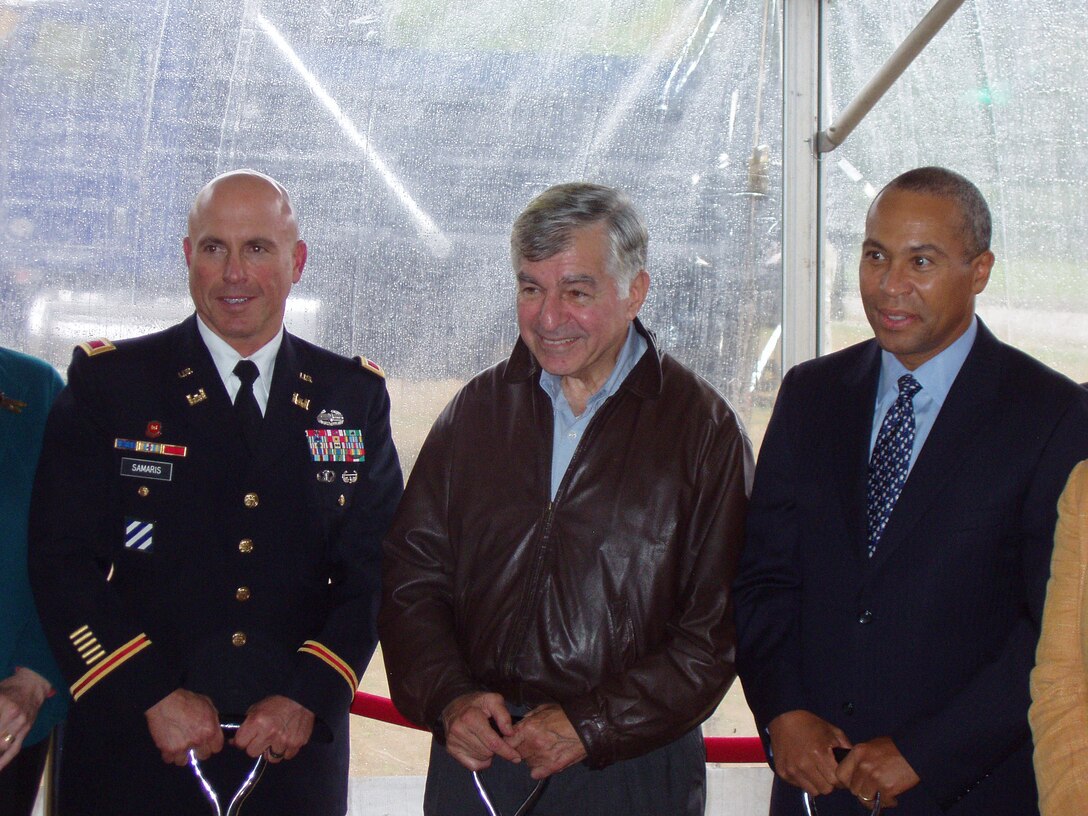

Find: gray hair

[510,182,648,294]
[878,166,991,260]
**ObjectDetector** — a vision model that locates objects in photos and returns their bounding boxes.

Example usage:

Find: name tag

[120,457,173,481]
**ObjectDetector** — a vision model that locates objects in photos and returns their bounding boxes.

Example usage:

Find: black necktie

[233,360,262,452]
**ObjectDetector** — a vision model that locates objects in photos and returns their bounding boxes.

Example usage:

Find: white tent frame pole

[816,0,968,153]
[781,0,823,369]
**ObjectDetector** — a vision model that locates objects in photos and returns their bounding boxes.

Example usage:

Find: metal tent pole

[781,0,823,368]
[816,0,968,154]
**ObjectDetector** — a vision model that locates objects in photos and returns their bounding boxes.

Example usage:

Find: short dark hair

[510,182,648,294]
[878,166,991,259]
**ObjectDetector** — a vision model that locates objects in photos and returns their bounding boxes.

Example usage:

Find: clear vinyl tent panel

[0,0,785,458]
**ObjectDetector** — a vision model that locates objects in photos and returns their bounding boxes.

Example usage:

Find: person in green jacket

[0,346,68,816]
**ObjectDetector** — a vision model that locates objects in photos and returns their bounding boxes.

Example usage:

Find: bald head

[188,170,298,239]
[184,169,307,357]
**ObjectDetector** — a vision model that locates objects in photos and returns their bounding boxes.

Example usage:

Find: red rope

[703,736,767,764]
[352,691,427,731]
[351,692,768,764]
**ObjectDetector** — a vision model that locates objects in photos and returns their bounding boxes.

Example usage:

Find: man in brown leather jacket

[380,182,753,815]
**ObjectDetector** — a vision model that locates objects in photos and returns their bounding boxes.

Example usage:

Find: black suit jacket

[734,321,1088,815]
[29,316,403,815]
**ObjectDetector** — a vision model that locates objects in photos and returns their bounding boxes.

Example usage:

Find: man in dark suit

[734,166,1088,815]
[28,170,403,815]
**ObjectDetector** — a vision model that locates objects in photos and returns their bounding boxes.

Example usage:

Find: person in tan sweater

[1031,459,1088,814]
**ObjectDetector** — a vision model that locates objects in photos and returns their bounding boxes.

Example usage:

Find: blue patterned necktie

[866,373,922,557]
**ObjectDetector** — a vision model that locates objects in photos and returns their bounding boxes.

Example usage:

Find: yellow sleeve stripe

[298,641,358,696]
[71,634,151,701]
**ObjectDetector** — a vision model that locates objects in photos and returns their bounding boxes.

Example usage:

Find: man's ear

[971,249,994,295]
[293,240,308,283]
[626,269,650,319]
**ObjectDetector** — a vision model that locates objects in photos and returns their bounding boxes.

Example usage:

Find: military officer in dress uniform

[28,169,403,815]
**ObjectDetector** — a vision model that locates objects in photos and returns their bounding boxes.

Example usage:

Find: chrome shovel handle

[188,722,268,816]
[472,770,548,816]
[801,746,882,816]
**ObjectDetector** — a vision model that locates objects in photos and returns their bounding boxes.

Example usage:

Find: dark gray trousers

[423,727,706,816]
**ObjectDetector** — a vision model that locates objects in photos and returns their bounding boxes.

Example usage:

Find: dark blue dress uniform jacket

[734,321,1088,816]
[28,316,403,815]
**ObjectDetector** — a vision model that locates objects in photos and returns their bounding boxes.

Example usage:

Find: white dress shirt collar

[195,316,283,415]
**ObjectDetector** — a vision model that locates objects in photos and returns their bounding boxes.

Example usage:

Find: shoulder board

[78,338,116,357]
[355,356,385,379]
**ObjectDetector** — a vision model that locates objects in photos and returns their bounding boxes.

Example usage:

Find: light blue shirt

[869,316,978,472]
[539,323,648,500]
[196,315,283,416]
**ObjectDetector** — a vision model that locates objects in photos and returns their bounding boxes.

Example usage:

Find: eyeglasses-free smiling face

[516,223,649,407]
[184,172,307,358]
[860,188,993,371]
